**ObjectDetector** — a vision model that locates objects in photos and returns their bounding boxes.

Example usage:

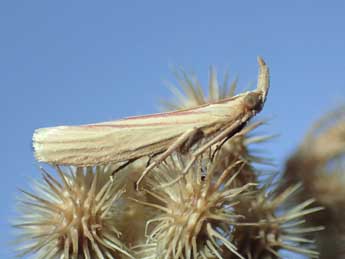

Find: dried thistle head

[211,121,275,186]
[281,106,345,258]
[113,163,159,248]
[283,106,345,193]
[235,183,323,259]
[13,165,133,259]
[161,66,237,110]
[134,154,255,259]
[281,107,345,224]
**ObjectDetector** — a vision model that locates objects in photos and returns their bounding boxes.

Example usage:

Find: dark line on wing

[123,94,241,121]
[84,120,200,128]
[124,109,205,120]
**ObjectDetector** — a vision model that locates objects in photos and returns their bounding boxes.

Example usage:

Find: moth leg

[210,133,231,161]
[179,127,204,153]
[146,151,164,167]
[162,120,245,188]
[186,121,245,173]
[111,157,138,179]
[135,127,202,191]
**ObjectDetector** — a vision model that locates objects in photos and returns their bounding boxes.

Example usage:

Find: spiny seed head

[211,120,275,186]
[162,65,237,111]
[13,165,133,259]
[114,164,159,247]
[134,155,254,259]
[281,107,345,258]
[235,183,324,259]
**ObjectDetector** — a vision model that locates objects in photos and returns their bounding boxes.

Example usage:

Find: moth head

[243,92,263,113]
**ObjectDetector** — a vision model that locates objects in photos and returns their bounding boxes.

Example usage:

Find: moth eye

[244,93,261,110]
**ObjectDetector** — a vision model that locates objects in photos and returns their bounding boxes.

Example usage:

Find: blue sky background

[1,1,344,258]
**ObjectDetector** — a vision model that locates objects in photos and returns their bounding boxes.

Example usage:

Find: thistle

[234,183,323,258]
[281,106,345,258]
[161,66,237,110]
[13,166,133,259]
[113,163,159,248]
[133,154,255,259]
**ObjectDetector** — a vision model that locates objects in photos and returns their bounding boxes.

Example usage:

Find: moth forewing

[33,57,270,176]
[34,108,227,165]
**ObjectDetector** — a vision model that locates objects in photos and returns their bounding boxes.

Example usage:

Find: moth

[33,57,270,189]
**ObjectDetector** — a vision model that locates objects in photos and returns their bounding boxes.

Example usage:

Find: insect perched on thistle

[32,57,270,189]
